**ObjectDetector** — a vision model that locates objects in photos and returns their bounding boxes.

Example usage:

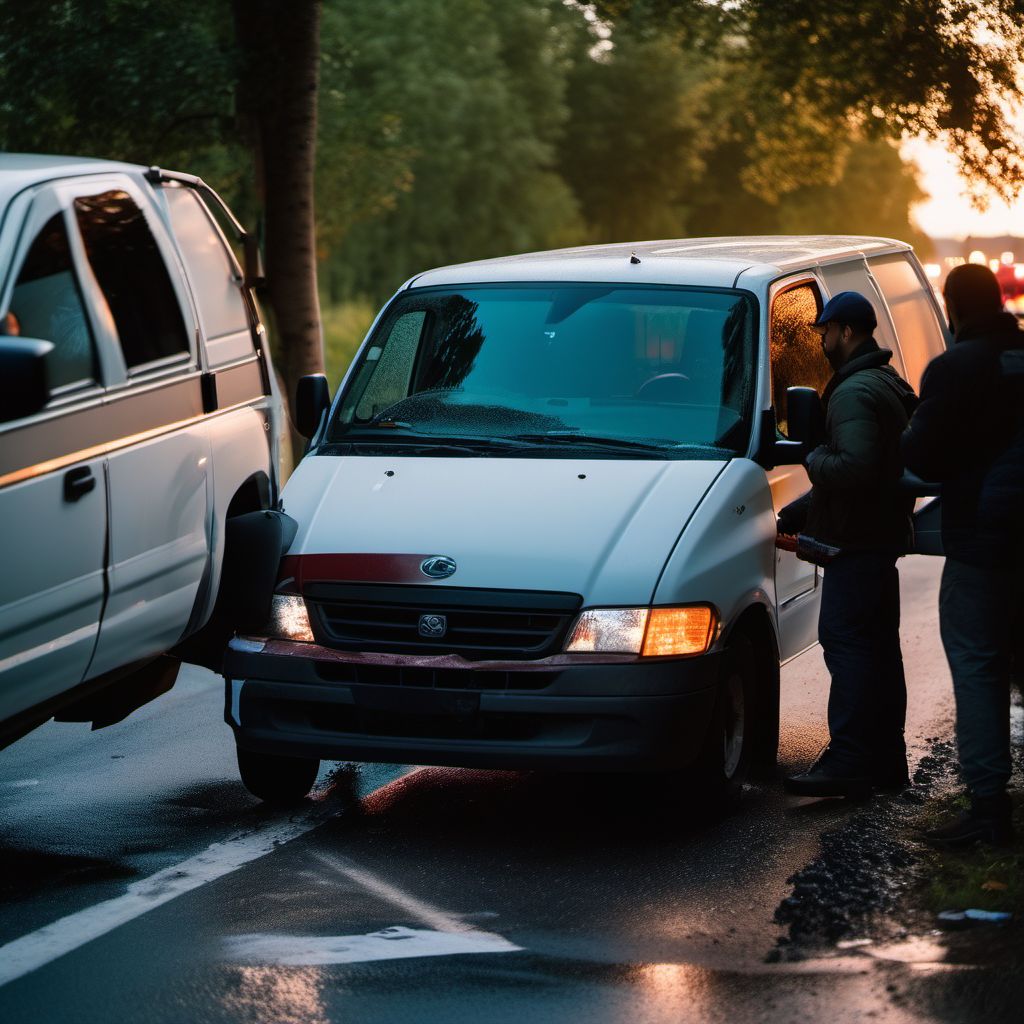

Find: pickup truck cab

[224,236,949,805]
[0,155,283,750]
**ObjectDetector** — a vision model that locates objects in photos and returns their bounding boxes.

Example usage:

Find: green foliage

[0,0,245,193]
[595,1,1024,204]
[736,0,1024,203]
[776,141,933,256]
[558,30,710,243]
[319,0,584,303]
[322,301,375,387]
[2,0,984,316]
[915,793,1024,915]
[688,135,933,257]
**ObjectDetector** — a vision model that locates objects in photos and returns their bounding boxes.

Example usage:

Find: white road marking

[4,779,39,789]
[221,851,523,966]
[0,772,418,989]
[311,850,476,934]
[225,926,520,966]
[0,815,325,988]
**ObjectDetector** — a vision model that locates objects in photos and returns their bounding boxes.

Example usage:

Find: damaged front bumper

[223,637,720,772]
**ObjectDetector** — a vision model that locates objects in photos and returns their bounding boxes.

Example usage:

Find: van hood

[280,455,726,605]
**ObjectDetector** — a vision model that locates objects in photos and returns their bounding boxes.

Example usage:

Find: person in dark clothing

[781,291,918,798]
[901,263,1024,846]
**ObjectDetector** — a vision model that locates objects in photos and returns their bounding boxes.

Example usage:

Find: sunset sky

[904,134,1024,240]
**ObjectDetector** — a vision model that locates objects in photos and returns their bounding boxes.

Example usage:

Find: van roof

[410,235,912,291]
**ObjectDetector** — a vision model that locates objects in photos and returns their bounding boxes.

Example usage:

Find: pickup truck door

[61,177,212,679]
[0,190,108,727]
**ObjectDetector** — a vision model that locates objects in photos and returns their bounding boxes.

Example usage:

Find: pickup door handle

[64,466,96,503]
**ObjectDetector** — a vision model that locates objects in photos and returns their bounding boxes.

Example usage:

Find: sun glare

[903,126,1024,239]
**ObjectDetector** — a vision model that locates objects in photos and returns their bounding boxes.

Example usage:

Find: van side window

[7,213,98,392]
[74,190,189,370]
[349,311,426,422]
[769,282,829,435]
[162,185,253,365]
[868,254,946,391]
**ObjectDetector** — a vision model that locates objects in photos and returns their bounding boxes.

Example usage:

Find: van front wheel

[237,746,320,805]
[691,632,755,809]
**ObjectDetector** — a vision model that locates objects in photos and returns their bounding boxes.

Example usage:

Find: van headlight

[565,605,716,657]
[265,594,315,642]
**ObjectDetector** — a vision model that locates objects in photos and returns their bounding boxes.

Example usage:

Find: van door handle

[64,466,96,502]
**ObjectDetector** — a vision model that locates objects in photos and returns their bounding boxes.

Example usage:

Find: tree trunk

[233,0,323,468]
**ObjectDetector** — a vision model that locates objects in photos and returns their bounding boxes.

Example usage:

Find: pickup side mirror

[242,234,266,289]
[0,336,52,423]
[295,373,331,439]
[786,386,825,446]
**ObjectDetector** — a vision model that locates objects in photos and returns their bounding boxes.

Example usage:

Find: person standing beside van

[901,263,1024,846]
[780,291,918,798]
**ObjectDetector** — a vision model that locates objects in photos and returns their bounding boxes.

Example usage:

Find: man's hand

[804,444,828,473]
[777,491,811,536]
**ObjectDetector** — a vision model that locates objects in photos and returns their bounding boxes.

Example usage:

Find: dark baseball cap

[812,291,877,331]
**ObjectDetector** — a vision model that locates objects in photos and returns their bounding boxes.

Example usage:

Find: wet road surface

[0,556,980,1023]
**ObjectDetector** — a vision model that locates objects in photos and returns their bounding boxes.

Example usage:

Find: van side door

[767,275,831,660]
[866,252,950,392]
[0,188,108,728]
[818,255,912,384]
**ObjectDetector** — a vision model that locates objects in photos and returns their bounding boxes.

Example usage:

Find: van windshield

[326,283,758,456]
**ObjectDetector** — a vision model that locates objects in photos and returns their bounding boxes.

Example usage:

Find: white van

[223,236,949,805]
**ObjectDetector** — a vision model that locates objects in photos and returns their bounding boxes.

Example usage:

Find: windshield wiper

[339,430,537,452]
[507,432,677,453]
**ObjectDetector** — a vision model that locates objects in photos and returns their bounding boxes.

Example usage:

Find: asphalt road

[0,556,975,1024]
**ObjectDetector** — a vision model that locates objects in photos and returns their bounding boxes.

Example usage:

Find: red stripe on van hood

[277,553,433,590]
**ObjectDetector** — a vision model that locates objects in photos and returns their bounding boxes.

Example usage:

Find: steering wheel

[634,372,691,402]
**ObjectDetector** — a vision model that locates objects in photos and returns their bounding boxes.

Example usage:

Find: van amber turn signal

[565,605,716,656]
[641,606,716,657]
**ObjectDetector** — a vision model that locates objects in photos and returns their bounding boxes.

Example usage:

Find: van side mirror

[786,386,824,445]
[754,408,806,469]
[0,336,52,423]
[295,374,331,439]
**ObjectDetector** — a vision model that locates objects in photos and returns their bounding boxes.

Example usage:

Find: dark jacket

[901,311,1024,566]
[800,342,918,551]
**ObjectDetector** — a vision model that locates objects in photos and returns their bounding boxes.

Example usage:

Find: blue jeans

[818,551,907,773]
[939,558,1016,797]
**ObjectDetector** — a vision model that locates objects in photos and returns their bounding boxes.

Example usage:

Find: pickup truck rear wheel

[236,746,320,805]
[690,631,755,809]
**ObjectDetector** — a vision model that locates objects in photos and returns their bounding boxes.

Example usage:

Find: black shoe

[923,793,1014,848]
[872,772,911,793]
[784,763,872,798]
[871,764,911,792]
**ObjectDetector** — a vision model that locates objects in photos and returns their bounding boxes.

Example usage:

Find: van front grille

[303,583,582,661]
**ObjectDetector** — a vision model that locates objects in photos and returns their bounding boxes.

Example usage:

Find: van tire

[690,631,755,810]
[237,746,320,805]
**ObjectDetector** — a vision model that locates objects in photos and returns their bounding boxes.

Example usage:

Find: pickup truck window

[769,281,830,436]
[162,185,254,365]
[331,283,757,455]
[74,190,189,371]
[7,212,98,392]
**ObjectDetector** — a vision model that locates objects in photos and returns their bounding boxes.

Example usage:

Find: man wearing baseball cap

[780,291,918,798]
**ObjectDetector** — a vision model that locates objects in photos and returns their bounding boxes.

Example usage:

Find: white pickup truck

[0,155,287,750]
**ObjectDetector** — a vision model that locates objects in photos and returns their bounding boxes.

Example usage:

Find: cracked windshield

[327,284,757,455]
